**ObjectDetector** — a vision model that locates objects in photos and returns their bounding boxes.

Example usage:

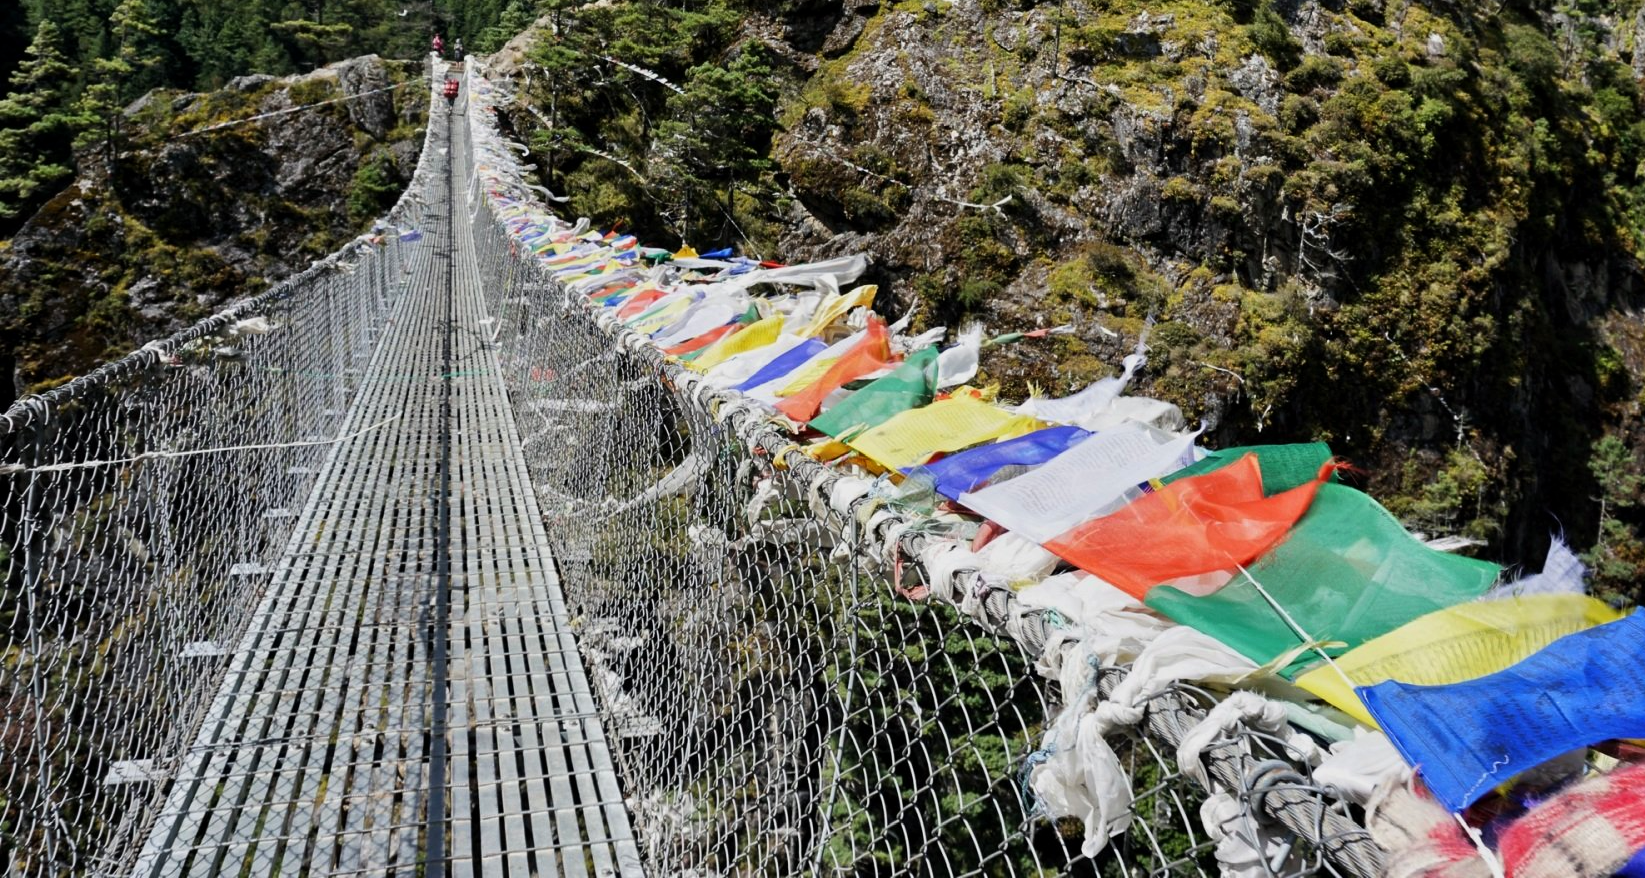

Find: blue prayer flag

[733,339,827,393]
[1357,610,1645,812]
[907,425,1090,500]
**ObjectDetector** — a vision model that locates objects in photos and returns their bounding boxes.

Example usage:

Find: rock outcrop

[0,54,426,408]
[493,0,1645,584]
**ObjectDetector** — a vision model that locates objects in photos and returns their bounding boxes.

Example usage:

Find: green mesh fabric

[1145,482,1501,678]
[809,345,939,438]
[1160,442,1334,494]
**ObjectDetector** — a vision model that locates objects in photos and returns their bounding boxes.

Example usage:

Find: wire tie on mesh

[6,415,402,475]
[1017,746,1054,817]
[1245,759,1310,828]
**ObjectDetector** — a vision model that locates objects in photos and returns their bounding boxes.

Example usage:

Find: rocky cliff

[0,54,426,408]
[789,0,1645,563]
[491,0,1645,596]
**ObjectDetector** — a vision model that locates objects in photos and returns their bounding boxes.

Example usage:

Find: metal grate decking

[130,91,641,878]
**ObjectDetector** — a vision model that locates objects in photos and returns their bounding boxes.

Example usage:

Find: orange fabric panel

[616,288,668,319]
[775,318,893,422]
[663,323,739,356]
[1045,454,1331,599]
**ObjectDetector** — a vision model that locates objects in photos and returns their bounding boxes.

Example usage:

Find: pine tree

[75,0,162,179]
[1586,433,1645,603]
[476,0,533,54]
[654,44,778,246]
[0,19,79,221]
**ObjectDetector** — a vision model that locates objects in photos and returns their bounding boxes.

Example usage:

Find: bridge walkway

[130,92,641,878]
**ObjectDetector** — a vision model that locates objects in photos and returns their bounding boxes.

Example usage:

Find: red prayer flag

[774,318,894,422]
[616,288,668,319]
[663,323,739,356]
[1045,454,1335,599]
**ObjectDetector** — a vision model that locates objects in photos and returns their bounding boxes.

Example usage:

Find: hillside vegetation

[0,55,427,409]
[0,0,523,408]
[489,0,1645,601]
[3,0,1643,599]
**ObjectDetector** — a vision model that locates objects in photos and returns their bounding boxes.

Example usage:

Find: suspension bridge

[3,66,643,878]
[25,57,1630,878]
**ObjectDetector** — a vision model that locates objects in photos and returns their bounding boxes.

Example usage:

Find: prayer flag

[1297,593,1623,727]
[689,316,783,372]
[846,395,1042,471]
[958,423,1199,544]
[1358,611,1645,812]
[909,425,1091,500]
[809,347,939,438]
[1160,442,1334,494]
[775,318,893,422]
[1145,483,1501,678]
[1046,454,1335,600]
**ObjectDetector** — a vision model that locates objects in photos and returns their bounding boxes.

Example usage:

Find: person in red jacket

[431,33,444,58]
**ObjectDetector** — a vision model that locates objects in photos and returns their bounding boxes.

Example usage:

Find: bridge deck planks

[131,98,640,878]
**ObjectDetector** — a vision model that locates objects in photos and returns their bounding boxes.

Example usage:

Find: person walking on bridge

[453,38,463,58]
[432,33,444,58]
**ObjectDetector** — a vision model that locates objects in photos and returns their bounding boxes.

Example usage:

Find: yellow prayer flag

[774,357,840,397]
[628,298,692,335]
[847,395,1043,471]
[798,284,878,338]
[689,316,784,372]
[674,244,699,259]
[1295,593,1623,727]
[803,436,854,462]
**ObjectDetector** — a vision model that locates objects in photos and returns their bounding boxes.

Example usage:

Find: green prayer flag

[1161,442,1334,494]
[808,346,939,438]
[1145,482,1500,678]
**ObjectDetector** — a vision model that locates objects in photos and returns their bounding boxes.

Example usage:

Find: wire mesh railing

[0,71,443,878]
[463,65,1385,878]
